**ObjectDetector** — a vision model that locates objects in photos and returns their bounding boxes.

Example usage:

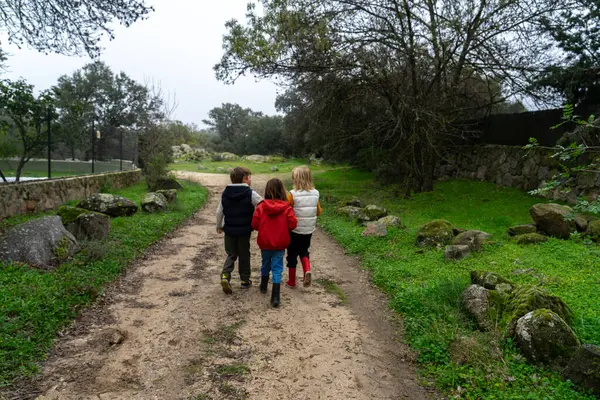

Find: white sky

[0,0,280,127]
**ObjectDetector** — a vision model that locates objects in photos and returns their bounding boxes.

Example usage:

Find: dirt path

[17,172,432,400]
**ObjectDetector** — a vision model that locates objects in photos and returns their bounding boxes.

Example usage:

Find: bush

[143,154,172,190]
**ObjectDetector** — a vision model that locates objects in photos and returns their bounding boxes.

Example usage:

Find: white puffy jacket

[290,189,320,235]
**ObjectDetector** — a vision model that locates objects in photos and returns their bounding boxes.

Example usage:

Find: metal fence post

[91,119,95,174]
[120,128,123,171]
[47,107,51,180]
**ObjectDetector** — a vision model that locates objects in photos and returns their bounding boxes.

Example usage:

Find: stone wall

[0,170,141,220]
[435,145,600,203]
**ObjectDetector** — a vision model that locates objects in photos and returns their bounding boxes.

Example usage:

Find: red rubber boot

[301,257,312,287]
[285,267,297,288]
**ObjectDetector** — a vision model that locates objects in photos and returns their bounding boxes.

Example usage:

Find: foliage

[215,0,575,193]
[203,103,285,156]
[0,0,153,57]
[0,79,56,181]
[0,180,208,386]
[315,169,599,398]
[535,0,600,107]
[525,105,600,214]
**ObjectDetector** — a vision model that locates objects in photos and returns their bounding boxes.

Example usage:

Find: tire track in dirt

[10,172,432,400]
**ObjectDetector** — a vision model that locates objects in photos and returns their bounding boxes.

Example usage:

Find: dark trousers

[286,232,312,268]
[222,234,251,281]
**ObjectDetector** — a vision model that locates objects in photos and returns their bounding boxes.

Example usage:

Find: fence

[0,117,139,183]
[456,105,599,147]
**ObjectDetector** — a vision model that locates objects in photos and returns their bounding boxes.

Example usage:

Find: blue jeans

[261,250,285,284]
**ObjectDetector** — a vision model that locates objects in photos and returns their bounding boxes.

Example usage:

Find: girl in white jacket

[285,166,322,288]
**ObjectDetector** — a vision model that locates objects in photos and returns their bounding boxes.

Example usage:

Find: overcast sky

[0,0,280,127]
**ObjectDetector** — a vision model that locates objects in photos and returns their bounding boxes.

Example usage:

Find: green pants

[222,234,251,281]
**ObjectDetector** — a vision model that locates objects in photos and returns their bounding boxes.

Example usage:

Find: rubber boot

[285,267,297,288]
[301,257,312,287]
[260,276,269,294]
[271,283,281,308]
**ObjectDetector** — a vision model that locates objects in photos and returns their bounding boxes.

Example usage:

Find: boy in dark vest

[216,167,263,294]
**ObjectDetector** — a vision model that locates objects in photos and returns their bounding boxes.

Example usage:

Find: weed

[316,278,347,304]
[218,382,248,400]
[214,363,249,380]
[203,320,246,347]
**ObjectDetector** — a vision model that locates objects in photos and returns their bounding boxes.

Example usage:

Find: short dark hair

[230,167,252,184]
[264,178,287,201]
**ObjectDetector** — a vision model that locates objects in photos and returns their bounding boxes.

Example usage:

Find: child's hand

[217,227,224,234]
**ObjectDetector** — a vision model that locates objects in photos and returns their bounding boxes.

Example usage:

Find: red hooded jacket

[252,199,298,250]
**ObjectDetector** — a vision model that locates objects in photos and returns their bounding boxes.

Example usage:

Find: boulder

[445,245,470,260]
[346,198,363,208]
[359,205,388,222]
[530,203,576,239]
[156,189,177,204]
[0,216,79,268]
[197,164,207,170]
[220,152,239,161]
[516,233,548,245]
[416,219,455,248]
[586,220,600,240]
[575,215,589,232]
[247,154,268,163]
[337,206,366,220]
[309,154,323,166]
[270,166,279,172]
[470,271,515,294]
[377,215,403,228]
[78,193,138,218]
[562,344,600,396]
[215,167,228,173]
[152,178,183,191]
[515,309,580,369]
[142,192,168,213]
[452,230,492,251]
[72,213,110,241]
[508,224,537,237]
[461,285,501,331]
[504,285,573,337]
[362,222,387,237]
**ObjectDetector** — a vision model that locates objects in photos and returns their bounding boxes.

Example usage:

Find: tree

[216,0,579,193]
[0,79,55,181]
[203,103,253,143]
[535,0,600,107]
[0,0,153,57]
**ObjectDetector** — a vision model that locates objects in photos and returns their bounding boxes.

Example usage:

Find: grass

[169,158,332,175]
[314,168,599,399]
[316,278,347,304]
[0,180,208,387]
[2,170,80,179]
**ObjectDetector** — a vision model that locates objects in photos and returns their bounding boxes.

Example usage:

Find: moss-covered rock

[461,285,505,331]
[508,224,537,237]
[359,205,388,222]
[156,189,177,204]
[416,219,455,248]
[563,344,600,396]
[530,203,576,239]
[516,233,548,245]
[336,206,366,220]
[504,285,573,337]
[142,192,168,213]
[57,206,93,225]
[453,230,492,251]
[470,271,515,294]
[78,193,138,217]
[445,245,470,260]
[515,309,580,369]
[586,220,600,241]
[377,215,403,228]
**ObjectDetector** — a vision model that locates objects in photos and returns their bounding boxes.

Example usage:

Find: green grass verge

[170,158,332,175]
[0,180,208,387]
[315,168,599,399]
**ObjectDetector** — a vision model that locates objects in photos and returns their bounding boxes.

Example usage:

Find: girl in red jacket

[252,178,298,307]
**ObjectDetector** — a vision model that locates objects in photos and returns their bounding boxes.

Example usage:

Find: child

[216,167,263,294]
[251,178,298,307]
[286,166,322,288]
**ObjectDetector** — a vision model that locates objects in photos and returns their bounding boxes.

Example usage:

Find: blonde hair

[292,166,314,191]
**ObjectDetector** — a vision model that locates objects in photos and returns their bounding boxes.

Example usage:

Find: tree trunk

[15,156,27,182]
[0,168,7,183]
